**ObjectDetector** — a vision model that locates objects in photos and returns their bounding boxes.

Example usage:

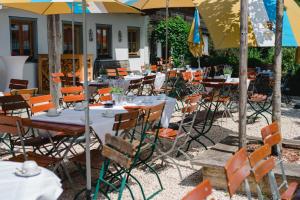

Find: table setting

[0,161,63,200]
[31,95,176,142]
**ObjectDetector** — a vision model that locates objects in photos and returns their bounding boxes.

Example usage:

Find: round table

[0,161,63,200]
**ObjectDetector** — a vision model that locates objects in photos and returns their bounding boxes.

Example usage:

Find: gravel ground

[2,101,300,200]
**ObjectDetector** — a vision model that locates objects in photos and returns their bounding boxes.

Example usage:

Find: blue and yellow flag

[188,8,203,57]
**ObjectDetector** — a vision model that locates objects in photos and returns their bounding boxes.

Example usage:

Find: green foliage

[110,87,124,94]
[295,0,300,6]
[153,16,192,66]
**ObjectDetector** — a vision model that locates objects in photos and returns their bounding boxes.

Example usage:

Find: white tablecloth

[31,96,176,141]
[0,161,63,200]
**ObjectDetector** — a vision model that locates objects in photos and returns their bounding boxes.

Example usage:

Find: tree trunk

[239,0,249,148]
[272,0,283,130]
[47,15,62,106]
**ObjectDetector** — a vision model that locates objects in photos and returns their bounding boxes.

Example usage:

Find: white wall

[0,8,149,90]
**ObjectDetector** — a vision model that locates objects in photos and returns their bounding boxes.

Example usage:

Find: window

[128,27,140,57]
[96,24,112,59]
[63,22,83,54]
[10,18,36,60]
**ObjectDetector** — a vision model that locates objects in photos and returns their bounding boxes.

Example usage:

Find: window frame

[96,24,112,59]
[9,17,37,62]
[62,21,83,54]
[127,27,140,58]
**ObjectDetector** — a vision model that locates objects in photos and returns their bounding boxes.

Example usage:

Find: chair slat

[102,145,132,169]
[182,179,212,200]
[252,157,276,182]
[264,133,282,147]
[248,144,271,167]
[261,121,279,140]
[105,134,137,157]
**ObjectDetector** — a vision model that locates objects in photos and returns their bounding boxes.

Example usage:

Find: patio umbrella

[0,0,139,198]
[196,0,300,49]
[123,0,202,66]
[188,7,203,69]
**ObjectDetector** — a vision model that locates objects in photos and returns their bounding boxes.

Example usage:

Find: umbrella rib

[42,2,54,15]
[140,0,152,10]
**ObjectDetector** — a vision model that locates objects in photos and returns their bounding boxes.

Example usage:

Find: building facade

[0,8,149,90]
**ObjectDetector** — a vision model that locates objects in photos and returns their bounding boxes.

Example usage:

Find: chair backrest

[51,72,65,84]
[117,68,128,76]
[0,115,24,136]
[182,94,201,114]
[224,147,251,197]
[168,70,177,78]
[182,179,212,200]
[261,121,279,140]
[9,79,29,90]
[248,144,275,183]
[98,87,112,102]
[61,86,84,103]
[143,103,165,125]
[182,72,193,82]
[193,71,203,82]
[143,75,156,81]
[10,88,38,97]
[0,95,30,116]
[0,115,27,160]
[113,110,140,136]
[151,65,158,72]
[106,69,117,77]
[29,94,55,115]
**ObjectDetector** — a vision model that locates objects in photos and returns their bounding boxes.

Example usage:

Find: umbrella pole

[72,2,76,86]
[165,0,169,67]
[198,57,201,70]
[82,0,92,199]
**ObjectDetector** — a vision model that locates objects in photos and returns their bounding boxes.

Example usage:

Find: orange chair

[98,87,112,102]
[106,69,117,78]
[61,86,84,107]
[151,65,158,73]
[29,95,55,115]
[182,179,213,200]
[117,68,128,76]
[224,148,252,199]
[182,71,193,82]
[51,72,65,84]
[261,123,299,200]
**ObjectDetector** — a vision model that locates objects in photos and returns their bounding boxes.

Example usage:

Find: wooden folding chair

[9,79,28,90]
[1,116,61,168]
[51,72,65,84]
[149,95,201,179]
[151,65,158,73]
[224,147,252,200]
[182,179,213,200]
[117,68,128,76]
[61,86,85,108]
[0,95,30,117]
[106,69,117,78]
[248,144,280,199]
[141,75,156,96]
[10,88,38,97]
[29,95,55,115]
[261,123,299,200]
[71,110,140,173]
[125,78,142,95]
[97,87,112,103]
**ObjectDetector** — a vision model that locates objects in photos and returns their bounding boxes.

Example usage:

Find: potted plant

[223,66,233,79]
[110,87,124,104]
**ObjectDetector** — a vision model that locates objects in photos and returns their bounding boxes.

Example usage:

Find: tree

[239,0,249,148]
[47,15,62,106]
[153,16,191,66]
[272,0,284,130]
